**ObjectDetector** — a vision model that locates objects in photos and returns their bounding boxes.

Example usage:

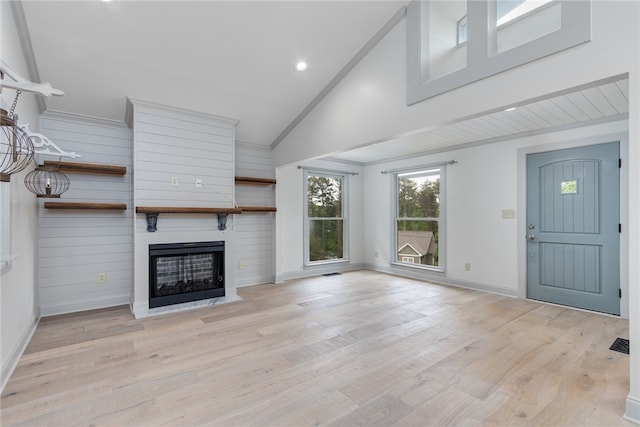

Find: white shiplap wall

[128,99,240,317]
[235,142,275,287]
[132,102,235,208]
[38,112,132,316]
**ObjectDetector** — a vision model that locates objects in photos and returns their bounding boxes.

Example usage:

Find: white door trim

[516,128,629,319]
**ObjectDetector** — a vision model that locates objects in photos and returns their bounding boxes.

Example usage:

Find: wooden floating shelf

[136,206,242,214]
[239,206,277,212]
[43,160,127,176]
[136,206,241,232]
[235,176,276,185]
[44,202,127,210]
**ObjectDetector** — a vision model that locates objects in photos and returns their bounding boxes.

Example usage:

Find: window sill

[390,261,444,274]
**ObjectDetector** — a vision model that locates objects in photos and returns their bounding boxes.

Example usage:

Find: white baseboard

[40,295,131,317]
[276,263,366,283]
[235,275,276,288]
[1,311,40,393]
[625,395,640,425]
[364,263,518,298]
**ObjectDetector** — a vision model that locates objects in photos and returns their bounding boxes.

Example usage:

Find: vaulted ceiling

[17,1,629,164]
[19,1,403,145]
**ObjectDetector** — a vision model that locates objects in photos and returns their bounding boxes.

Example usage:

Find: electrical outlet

[97,272,107,284]
[171,176,179,187]
[464,263,471,272]
[237,261,244,270]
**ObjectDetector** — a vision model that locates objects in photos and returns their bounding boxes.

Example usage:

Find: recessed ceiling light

[504,107,517,112]
[295,61,308,71]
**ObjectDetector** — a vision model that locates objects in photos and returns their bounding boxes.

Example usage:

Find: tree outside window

[306,173,345,263]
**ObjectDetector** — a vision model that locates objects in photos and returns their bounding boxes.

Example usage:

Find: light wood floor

[1,270,632,426]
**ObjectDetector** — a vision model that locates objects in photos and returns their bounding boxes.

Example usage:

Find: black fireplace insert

[149,241,225,308]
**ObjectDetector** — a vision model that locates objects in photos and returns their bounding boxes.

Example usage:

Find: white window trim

[391,165,446,273]
[303,170,349,267]
[407,0,591,104]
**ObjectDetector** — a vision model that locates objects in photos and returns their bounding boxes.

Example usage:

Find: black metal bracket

[145,213,159,232]
[143,212,229,232]
[217,213,228,231]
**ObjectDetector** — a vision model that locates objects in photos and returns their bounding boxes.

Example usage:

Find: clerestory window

[408,0,591,104]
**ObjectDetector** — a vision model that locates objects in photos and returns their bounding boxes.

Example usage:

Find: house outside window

[304,171,347,265]
[394,167,443,271]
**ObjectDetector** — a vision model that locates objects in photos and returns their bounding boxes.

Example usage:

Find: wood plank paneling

[235,143,275,287]
[133,104,236,209]
[38,113,132,316]
[0,271,631,426]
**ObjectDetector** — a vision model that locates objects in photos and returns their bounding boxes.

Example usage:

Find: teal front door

[526,142,620,315]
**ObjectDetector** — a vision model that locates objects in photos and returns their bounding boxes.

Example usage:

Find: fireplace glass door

[149,241,224,308]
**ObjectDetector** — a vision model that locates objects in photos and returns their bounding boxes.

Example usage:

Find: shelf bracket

[217,213,228,231]
[144,213,228,231]
[145,213,159,232]
[21,123,81,159]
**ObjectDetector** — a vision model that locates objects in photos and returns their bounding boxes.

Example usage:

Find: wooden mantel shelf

[238,206,277,212]
[136,206,242,214]
[44,202,127,210]
[235,176,276,185]
[135,206,242,232]
[43,160,127,176]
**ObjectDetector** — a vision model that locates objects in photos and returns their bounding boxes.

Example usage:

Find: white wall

[128,99,239,318]
[38,112,132,316]
[235,142,276,287]
[0,3,42,391]
[364,120,629,315]
[272,1,640,421]
[273,1,638,167]
[275,158,364,281]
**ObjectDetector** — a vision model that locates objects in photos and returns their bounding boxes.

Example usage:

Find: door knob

[527,234,536,240]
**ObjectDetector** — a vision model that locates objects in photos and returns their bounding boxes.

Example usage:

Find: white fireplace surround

[132,226,240,318]
[127,98,241,318]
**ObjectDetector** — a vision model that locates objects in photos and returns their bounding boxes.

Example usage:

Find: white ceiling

[17,2,630,164]
[330,77,629,165]
[20,0,403,145]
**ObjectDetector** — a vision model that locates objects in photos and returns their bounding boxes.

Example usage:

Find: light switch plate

[502,209,516,219]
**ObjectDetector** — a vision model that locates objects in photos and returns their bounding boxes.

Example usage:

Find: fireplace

[149,241,225,308]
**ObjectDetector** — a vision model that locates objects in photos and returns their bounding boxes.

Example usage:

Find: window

[496,0,559,53]
[457,0,551,46]
[305,171,347,265]
[407,0,591,104]
[394,167,443,270]
[497,0,551,26]
[457,16,468,45]
[422,1,468,81]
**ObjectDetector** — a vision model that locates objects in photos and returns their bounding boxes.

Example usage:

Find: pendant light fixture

[23,163,70,198]
[0,91,35,182]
